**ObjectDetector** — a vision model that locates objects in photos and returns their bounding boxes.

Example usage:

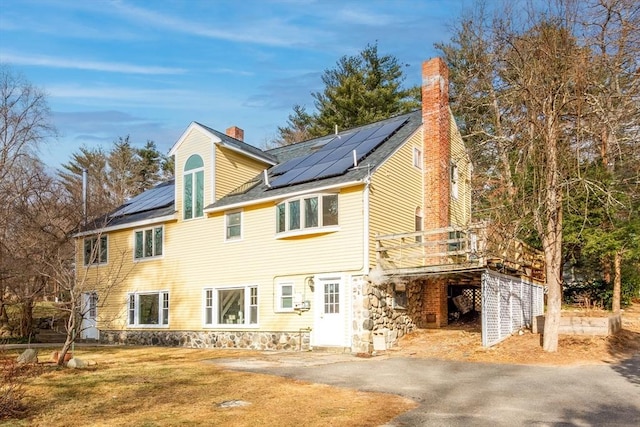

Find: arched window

[183,154,204,219]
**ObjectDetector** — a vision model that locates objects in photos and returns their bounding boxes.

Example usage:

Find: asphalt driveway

[215,353,640,426]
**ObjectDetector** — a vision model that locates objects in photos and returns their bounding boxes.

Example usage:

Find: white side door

[313,276,346,347]
[80,292,99,340]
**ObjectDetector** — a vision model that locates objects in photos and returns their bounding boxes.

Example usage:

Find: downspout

[363,167,372,275]
[82,168,88,226]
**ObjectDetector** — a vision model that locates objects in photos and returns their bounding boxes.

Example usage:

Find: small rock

[67,357,87,369]
[218,400,251,408]
[51,351,73,363]
[17,348,38,364]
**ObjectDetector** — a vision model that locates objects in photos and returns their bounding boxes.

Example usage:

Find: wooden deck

[375,223,545,282]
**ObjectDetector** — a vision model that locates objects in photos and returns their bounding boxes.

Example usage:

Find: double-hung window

[413,147,423,170]
[84,235,107,265]
[225,211,242,241]
[277,283,294,311]
[183,154,204,220]
[134,226,163,259]
[204,286,258,326]
[450,162,459,200]
[128,291,169,326]
[276,194,338,235]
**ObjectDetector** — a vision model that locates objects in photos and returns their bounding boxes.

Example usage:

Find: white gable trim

[169,122,221,156]
[170,122,276,166]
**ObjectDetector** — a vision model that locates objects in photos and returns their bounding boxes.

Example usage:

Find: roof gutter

[204,179,364,214]
[73,214,177,238]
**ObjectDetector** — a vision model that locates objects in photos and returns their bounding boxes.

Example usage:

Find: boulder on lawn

[67,357,87,369]
[17,348,38,364]
[51,351,73,363]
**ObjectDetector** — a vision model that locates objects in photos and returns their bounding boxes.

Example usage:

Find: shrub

[0,350,41,420]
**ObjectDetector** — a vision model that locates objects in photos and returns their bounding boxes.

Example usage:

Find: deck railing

[375,222,545,281]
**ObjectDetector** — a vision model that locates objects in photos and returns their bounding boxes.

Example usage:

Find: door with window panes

[81,292,99,339]
[313,276,346,346]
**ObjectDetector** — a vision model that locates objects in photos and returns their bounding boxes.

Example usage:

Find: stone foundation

[352,278,416,353]
[100,329,311,351]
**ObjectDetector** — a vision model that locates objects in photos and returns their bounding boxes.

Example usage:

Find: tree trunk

[541,117,563,353]
[19,298,34,338]
[612,250,622,313]
[0,301,8,326]
[542,230,563,352]
[602,256,612,284]
[57,305,77,366]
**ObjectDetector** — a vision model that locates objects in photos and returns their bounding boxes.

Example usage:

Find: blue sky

[0,0,471,169]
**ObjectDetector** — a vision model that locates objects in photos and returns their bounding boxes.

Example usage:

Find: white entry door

[313,276,346,347]
[80,292,99,340]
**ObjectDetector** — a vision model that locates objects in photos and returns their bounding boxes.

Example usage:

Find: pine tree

[272,43,420,146]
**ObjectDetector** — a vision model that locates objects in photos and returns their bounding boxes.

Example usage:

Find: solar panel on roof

[282,160,336,185]
[321,144,359,162]
[268,117,407,189]
[269,156,307,176]
[353,135,387,158]
[109,182,174,217]
[291,149,333,169]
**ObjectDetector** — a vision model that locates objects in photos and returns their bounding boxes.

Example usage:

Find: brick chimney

[422,57,450,230]
[226,126,244,141]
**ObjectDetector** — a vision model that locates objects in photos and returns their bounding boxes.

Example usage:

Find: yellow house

[76,58,542,352]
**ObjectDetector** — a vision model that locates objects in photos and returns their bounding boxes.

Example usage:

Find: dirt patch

[391,301,640,366]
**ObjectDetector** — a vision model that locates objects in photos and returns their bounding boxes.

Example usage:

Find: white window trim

[83,235,108,266]
[183,155,205,221]
[224,210,243,242]
[451,162,459,200]
[276,282,295,312]
[413,147,423,170]
[133,225,164,262]
[127,291,170,328]
[275,193,339,237]
[203,285,259,328]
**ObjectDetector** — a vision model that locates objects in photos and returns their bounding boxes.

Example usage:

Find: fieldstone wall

[100,329,311,351]
[352,278,416,354]
[533,313,622,336]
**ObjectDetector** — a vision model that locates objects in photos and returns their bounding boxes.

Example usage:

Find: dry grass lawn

[393,301,640,366]
[4,302,640,425]
[1,347,415,427]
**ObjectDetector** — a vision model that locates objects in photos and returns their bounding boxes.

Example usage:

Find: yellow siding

[174,128,213,219]
[368,131,423,268]
[76,229,136,330]
[87,186,365,334]
[215,145,268,199]
[449,112,472,227]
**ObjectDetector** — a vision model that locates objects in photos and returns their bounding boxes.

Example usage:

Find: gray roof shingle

[81,110,421,232]
[206,110,421,211]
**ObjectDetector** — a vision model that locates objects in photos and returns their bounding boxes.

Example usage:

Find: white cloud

[336,6,395,26]
[110,1,325,47]
[1,52,185,75]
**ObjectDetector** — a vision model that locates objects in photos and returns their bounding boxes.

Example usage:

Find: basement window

[393,283,407,310]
